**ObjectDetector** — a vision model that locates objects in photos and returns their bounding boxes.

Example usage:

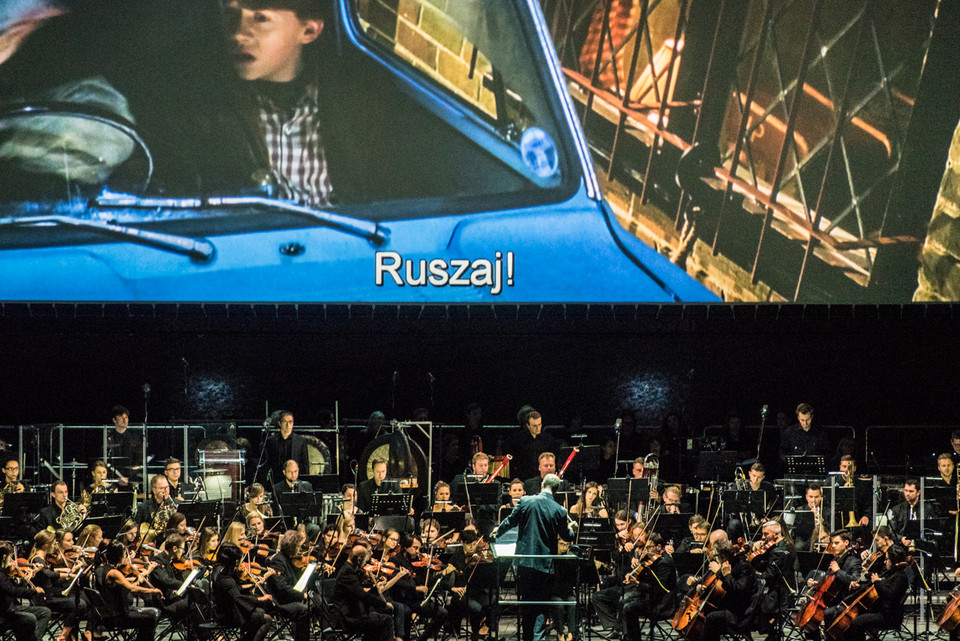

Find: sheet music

[294,562,317,592]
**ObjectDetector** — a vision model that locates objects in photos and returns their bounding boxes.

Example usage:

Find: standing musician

[35,481,85,534]
[569,481,609,518]
[212,543,274,641]
[261,410,310,489]
[823,544,910,641]
[333,543,395,641]
[27,530,87,641]
[357,459,389,515]
[752,520,796,640]
[492,473,576,641]
[134,474,176,541]
[701,538,758,641]
[0,541,51,641]
[106,406,142,487]
[265,529,311,641]
[622,532,677,641]
[94,540,162,641]
[447,530,497,641]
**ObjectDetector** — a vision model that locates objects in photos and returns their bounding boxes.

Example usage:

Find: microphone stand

[755,405,769,462]
[253,418,272,488]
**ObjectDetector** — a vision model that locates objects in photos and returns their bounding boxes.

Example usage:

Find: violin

[171,558,202,572]
[745,539,777,563]
[624,553,661,583]
[363,559,398,576]
[292,552,317,569]
[411,553,443,571]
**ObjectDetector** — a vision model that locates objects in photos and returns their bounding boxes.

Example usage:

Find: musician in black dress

[622,533,677,641]
[94,541,162,641]
[0,541,51,641]
[212,543,274,641]
[334,544,395,641]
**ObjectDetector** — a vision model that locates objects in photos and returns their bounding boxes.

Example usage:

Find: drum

[307,439,331,475]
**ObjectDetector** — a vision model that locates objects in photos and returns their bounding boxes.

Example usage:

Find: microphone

[614,418,622,433]
[181,357,189,366]
[760,404,769,419]
[351,460,359,471]
[143,384,151,395]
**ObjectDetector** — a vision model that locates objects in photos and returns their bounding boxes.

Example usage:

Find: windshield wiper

[95,191,389,246]
[0,214,215,262]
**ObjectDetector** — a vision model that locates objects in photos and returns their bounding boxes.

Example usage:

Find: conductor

[491,473,575,641]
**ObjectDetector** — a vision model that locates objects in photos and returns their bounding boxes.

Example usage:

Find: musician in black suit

[492,473,575,641]
[752,521,796,639]
[0,541,51,641]
[356,458,388,514]
[334,544,394,641]
[822,545,910,641]
[133,475,176,535]
[262,411,310,488]
[622,533,677,641]
[266,530,311,641]
[888,479,924,548]
[212,543,273,641]
[702,539,758,641]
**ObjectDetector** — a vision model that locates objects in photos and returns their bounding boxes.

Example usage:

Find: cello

[794,550,849,632]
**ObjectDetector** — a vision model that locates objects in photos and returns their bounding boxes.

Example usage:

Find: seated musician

[793,484,830,552]
[451,452,492,500]
[569,481,608,518]
[54,529,75,559]
[333,543,395,641]
[622,533,677,641]
[447,530,497,641]
[94,541,162,641]
[552,538,578,641]
[224,521,249,549]
[661,486,689,514]
[210,543,273,641]
[836,457,872,530]
[669,517,709,555]
[274,460,314,494]
[27,530,87,641]
[748,463,776,493]
[212,543,274,641]
[889,479,925,547]
[701,539,758,641]
[801,528,862,639]
[357,458,390,514]
[162,512,190,542]
[2,456,28,493]
[0,541,51,641]
[247,513,270,542]
[81,459,116,509]
[431,482,461,512]
[420,518,443,548]
[388,533,450,641]
[523,452,558,496]
[265,529,311,641]
[752,520,796,640]
[162,458,193,502]
[823,544,910,641]
[34,481,84,534]
[197,526,220,562]
[342,484,361,517]
[133,474,176,541]
[242,483,276,520]
[499,478,526,520]
[936,453,957,486]
[76,524,103,552]
[149,534,191,620]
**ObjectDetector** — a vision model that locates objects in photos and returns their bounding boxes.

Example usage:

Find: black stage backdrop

[0,304,957,431]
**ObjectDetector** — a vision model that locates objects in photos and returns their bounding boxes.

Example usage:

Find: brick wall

[356,0,497,117]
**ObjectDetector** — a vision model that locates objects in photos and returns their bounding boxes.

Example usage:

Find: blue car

[0,0,717,304]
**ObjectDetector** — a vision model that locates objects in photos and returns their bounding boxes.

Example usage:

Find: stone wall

[914,120,960,301]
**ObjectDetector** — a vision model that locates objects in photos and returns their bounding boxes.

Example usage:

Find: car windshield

[0,0,580,224]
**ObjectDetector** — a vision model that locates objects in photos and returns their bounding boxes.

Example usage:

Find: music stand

[605,478,649,512]
[370,493,409,517]
[655,512,694,545]
[301,475,340,494]
[696,451,738,483]
[573,516,615,549]
[455,483,501,508]
[420,510,465,533]
[178,500,222,528]
[787,455,825,477]
[0,492,46,519]
[85,515,126,539]
[276,493,322,527]
[87,491,135,518]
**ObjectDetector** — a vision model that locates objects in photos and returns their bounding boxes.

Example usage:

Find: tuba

[57,499,86,531]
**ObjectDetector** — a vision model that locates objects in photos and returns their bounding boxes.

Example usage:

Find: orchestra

[4,411,960,641]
